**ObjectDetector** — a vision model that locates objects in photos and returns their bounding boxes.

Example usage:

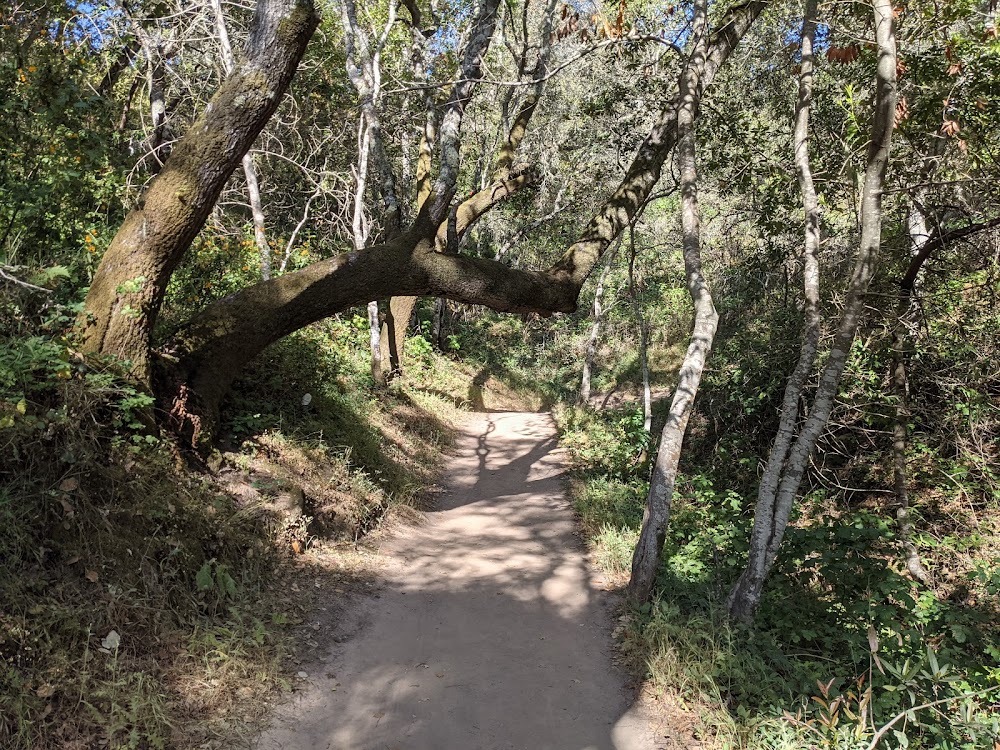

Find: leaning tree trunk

[628,0,716,604]
[79,0,318,383]
[726,0,822,614]
[727,0,898,621]
[385,0,543,379]
[340,0,403,385]
[158,0,765,442]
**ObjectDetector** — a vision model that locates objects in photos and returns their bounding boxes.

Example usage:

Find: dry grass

[0,342,529,749]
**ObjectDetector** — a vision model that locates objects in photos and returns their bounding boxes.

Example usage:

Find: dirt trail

[257,411,658,750]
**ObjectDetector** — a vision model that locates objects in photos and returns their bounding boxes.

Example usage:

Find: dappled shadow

[257,412,657,750]
[218,332,454,501]
[467,367,489,411]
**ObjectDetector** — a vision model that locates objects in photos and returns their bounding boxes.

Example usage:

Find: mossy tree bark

[150,0,763,441]
[79,0,318,383]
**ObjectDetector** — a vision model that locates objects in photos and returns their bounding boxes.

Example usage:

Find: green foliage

[558,405,652,479]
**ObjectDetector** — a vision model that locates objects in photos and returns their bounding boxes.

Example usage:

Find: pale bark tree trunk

[387,0,543,379]
[340,0,401,384]
[579,239,621,407]
[892,201,932,583]
[628,225,652,433]
[128,15,174,171]
[628,0,717,604]
[350,115,384,383]
[211,0,272,279]
[727,0,822,612]
[80,0,318,383]
[431,296,446,350]
[727,0,898,621]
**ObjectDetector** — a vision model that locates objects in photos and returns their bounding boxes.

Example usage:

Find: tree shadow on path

[256,412,659,750]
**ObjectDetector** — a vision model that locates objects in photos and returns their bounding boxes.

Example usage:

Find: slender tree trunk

[80,0,318,383]
[887,210,1000,582]
[628,225,652,432]
[147,53,168,164]
[367,301,384,384]
[727,0,822,615]
[579,239,621,406]
[351,117,384,384]
[628,0,717,604]
[891,201,932,583]
[431,296,446,350]
[340,0,403,384]
[727,0,898,621]
[211,0,271,279]
[242,153,271,279]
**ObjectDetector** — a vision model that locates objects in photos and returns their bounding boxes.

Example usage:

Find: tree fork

[727,0,898,621]
[157,0,765,441]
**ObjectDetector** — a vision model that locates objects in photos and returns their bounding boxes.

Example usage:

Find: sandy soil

[256,411,659,750]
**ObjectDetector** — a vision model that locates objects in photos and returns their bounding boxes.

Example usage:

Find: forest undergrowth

[0,300,528,749]
[531,273,1000,749]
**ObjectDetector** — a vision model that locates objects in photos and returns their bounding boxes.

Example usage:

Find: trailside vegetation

[2,0,998,747]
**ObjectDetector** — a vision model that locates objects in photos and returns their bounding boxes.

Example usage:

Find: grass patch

[556,401,1000,750]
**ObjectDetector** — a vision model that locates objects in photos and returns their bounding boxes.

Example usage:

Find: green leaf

[195,561,214,592]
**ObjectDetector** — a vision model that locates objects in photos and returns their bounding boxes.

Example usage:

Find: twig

[863,686,1000,750]
[0,266,51,294]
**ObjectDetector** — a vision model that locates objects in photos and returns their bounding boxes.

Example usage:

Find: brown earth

[256,411,661,750]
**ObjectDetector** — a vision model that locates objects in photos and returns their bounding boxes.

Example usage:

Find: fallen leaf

[65,555,80,565]
[36,684,56,699]
[101,630,120,650]
[85,570,99,583]
[59,497,74,517]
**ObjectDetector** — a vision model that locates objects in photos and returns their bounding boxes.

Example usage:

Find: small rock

[296,671,309,680]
